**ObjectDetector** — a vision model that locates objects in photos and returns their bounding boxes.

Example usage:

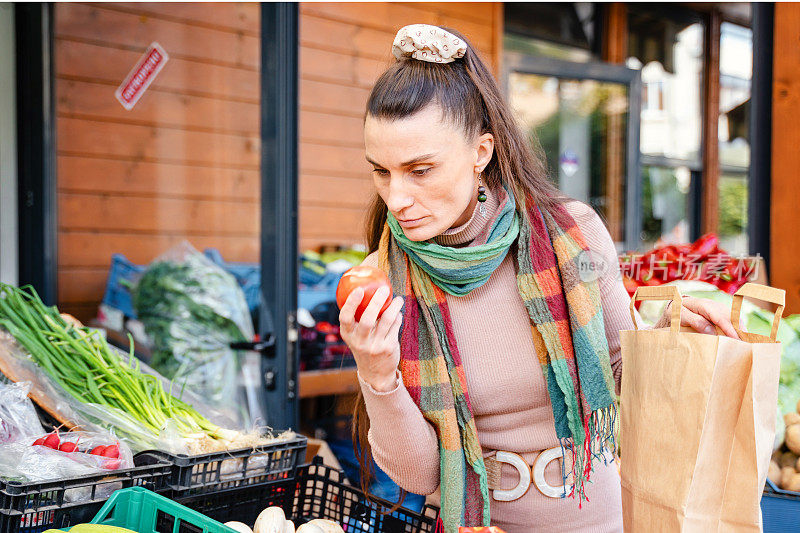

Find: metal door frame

[260,2,299,431]
[503,51,642,251]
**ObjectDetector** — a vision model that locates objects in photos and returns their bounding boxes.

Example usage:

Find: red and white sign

[115,42,169,110]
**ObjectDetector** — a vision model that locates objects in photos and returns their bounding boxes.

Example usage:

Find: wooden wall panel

[772,3,800,314]
[56,3,259,68]
[55,3,261,321]
[297,2,503,252]
[57,40,259,101]
[57,118,260,168]
[58,157,259,200]
[57,79,260,133]
[59,232,259,268]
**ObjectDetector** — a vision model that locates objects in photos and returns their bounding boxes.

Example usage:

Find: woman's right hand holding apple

[339,286,405,393]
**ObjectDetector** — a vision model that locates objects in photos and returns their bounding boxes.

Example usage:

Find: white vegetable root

[254,507,287,533]
[295,525,324,533]
[224,522,254,533]
[306,520,344,533]
[284,521,295,533]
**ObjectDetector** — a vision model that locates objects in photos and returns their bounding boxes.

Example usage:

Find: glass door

[504,52,642,251]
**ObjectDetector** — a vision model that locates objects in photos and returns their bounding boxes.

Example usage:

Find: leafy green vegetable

[132,243,253,417]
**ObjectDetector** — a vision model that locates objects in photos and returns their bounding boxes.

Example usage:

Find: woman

[339,24,740,533]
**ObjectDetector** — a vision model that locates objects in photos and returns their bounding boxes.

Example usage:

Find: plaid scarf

[377,189,617,532]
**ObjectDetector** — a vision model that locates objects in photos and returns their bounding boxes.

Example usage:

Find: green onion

[0,283,232,448]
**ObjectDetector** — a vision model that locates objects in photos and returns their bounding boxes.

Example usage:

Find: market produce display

[131,243,254,423]
[0,282,266,454]
[620,233,756,300]
[769,400,800,493]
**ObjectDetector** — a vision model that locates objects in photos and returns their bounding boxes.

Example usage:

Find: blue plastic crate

[203,249,261,316]
[761,479,800,532]
[101,254,145,318]
[298,272,342,311]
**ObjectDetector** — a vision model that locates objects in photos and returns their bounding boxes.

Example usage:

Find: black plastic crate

[174,477,298,527]
[176,458,440,533]
[147,434,307,496]
[0,452,172,533]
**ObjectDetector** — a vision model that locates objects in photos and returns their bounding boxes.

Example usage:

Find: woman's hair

[353,27,562,503]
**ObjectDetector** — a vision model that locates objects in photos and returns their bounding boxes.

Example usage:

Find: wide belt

[484,447,570,501]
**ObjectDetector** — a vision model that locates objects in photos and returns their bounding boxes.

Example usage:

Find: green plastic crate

[90,488,235,533]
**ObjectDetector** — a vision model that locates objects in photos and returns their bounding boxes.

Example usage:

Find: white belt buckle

[489,447,569,502]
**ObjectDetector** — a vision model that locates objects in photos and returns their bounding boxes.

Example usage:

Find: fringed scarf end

[561,403,618,507]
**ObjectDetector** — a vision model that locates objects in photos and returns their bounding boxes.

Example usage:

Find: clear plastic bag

[0,381,44,444]
[131,242,260,426]
[0,431,133,501]
[0,330,240,454]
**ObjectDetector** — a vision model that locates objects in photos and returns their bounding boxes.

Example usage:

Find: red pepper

[639,269,661,286]
[700,252,731,284]
[666,263,682,282]
[725,262,750,293]
[622,277,641,295]
[718,281,737,294]
[658,246,681,263]
[691,233,719,258]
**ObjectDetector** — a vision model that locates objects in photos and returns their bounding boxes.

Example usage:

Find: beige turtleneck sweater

[358,187,641,532]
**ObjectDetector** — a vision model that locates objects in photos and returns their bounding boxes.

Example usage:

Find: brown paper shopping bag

[619,283,784,532]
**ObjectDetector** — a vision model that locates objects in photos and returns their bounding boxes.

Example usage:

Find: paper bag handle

[731,283,785,342]
[630,285,682,332]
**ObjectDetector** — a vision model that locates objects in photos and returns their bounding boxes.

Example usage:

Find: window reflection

[627,9,704,163]
[628,6,704,248]
[718,22,751,255]
[508,72,629,244]
[641,165,691,248]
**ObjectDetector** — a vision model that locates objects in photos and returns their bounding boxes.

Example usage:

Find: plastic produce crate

[147,435,307,497]
[177,458,440,533]
[90,486,233,533]
[761,479,800,532]
[0,452,172,533]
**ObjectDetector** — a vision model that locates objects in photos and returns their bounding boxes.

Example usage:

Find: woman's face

[364,104,494,241]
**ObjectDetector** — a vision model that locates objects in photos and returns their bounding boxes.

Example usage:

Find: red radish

[32,437,45,446]
[43,432,60,449]
[104,459,120,470]
[59,442,78,453]
[90,445,107,455]
[101,444,120,458]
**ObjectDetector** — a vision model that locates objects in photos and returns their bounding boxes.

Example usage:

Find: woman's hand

[679,296,742,339]
[339,285,405,392]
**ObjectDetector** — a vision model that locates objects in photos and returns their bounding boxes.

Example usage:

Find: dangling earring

[477,172,487,215]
